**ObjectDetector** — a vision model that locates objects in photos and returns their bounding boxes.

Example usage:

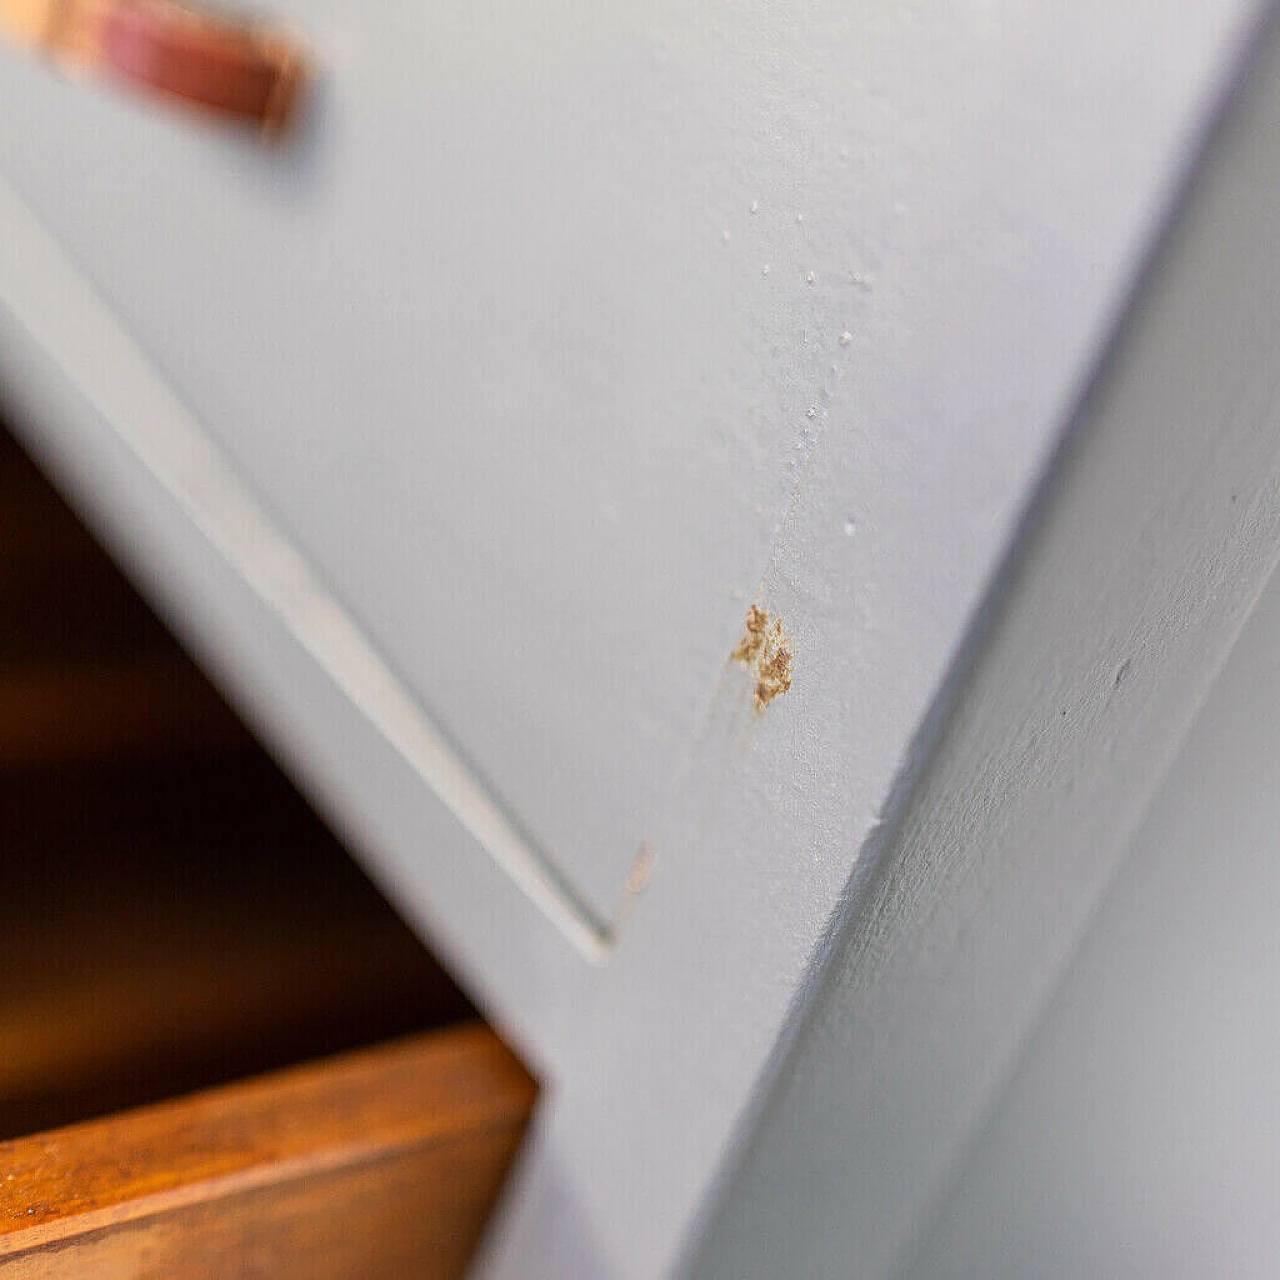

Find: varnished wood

[0,1026,536,1277]
[0,422,534,1274]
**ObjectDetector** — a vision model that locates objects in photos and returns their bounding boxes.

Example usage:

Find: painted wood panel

[903,495,1280,1280]
[0,0,1259,938]
[1,2,1274,1276]
[690,14,1280,1277]
[0,0,861,929]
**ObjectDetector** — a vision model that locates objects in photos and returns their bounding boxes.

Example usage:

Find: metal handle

[2,0,307,136]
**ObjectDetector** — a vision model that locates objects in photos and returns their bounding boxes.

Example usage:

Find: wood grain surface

[0,421,535,1274]
[0,1026,536,1278]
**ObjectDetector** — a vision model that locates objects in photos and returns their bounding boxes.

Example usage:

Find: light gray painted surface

[2,0,937,929]
[899,482,1280,1280]
[0,3,1273,1278]
[691,14,1280,1278]
[0,0,1257,932]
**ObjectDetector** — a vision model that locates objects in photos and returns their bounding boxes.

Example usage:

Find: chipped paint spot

[625,845,656,895]
[732,603,770,665]
[755,621,794,709]
[732,604,794,710]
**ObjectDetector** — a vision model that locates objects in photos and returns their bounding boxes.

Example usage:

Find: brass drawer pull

[2,0,307,136]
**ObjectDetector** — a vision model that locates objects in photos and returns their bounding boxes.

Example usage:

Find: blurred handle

[2,0,306,136]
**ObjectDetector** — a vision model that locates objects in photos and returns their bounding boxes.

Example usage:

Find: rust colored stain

[732,605,793,710]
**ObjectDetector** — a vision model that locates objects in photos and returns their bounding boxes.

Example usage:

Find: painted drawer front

[0,0,1263,954]
[0,0,855,930]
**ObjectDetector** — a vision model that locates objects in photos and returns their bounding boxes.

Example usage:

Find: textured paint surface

[692,17,1280,1278]
[0,0,1254,929]
[0,0,879,924]
[0,2,1272,1278]
[903,507,1280,1280]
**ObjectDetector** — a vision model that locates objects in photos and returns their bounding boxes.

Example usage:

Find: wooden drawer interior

[0,422,537,1276]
